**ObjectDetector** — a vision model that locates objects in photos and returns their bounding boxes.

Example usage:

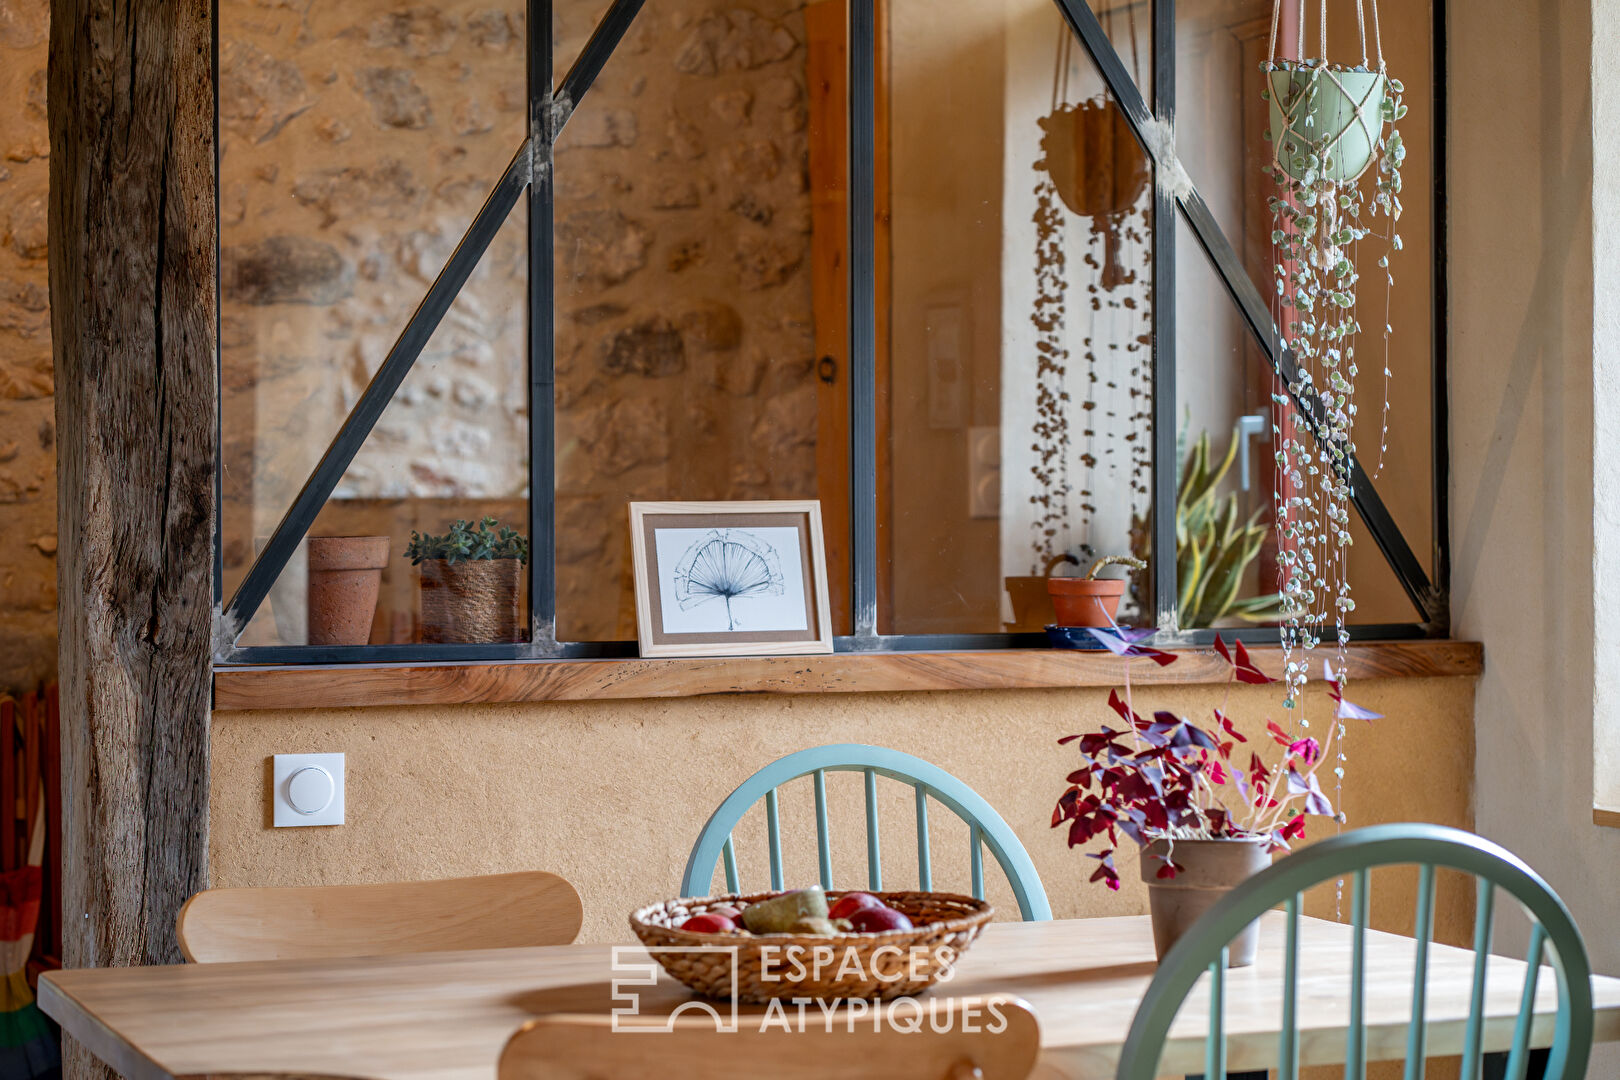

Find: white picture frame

[628,500,835,658]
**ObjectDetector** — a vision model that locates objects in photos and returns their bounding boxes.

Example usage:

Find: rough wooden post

[49,0,215,1074]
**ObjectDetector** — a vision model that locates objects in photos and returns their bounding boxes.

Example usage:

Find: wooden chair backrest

[498,1001,1041,1080]
[682,743,1053,921]
[1116,823,1595,1080]
[177,871,583,963]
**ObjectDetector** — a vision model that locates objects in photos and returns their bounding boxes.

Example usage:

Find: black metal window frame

[214,0,1449,666]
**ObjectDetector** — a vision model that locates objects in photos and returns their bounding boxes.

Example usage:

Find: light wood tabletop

[40,914,1620,1080]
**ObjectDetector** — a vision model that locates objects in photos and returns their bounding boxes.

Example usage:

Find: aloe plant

[1132,427,1282,628]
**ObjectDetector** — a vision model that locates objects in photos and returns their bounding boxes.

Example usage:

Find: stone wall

[219,0,823,644]
[0,0,56,691]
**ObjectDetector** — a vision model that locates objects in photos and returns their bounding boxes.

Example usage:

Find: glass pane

[881,0,1155,634]
[1171,214,1276,629]
[1175,0,1435,598]
[1175,215,1423,630]
[237,201,531,648]
[552,0,850,642]
[220,0,528,634]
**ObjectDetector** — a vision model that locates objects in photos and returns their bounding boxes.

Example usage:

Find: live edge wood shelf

[212,640,1482,712]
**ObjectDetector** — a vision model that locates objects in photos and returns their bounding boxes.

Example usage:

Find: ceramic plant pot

[1004,556,1080,631]
[306,536,390,647]
[1047,577,1127,628]
[1142,838,1273,967]
[419,559,523,644]
[1266,63,1387,183]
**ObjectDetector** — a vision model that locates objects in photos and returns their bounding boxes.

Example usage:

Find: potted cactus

[1048,555,1146,628]
[405,518,529,644]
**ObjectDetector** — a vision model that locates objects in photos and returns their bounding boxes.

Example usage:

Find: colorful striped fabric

[0,692,59,1080]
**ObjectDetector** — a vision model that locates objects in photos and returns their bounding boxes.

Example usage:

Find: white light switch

[273,753,345,827]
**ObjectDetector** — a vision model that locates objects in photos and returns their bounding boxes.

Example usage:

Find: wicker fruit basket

[630,890,993,1003]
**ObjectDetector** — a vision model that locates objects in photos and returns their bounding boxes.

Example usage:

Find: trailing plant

[1130,427,1284,628]
[1052,628,1381,889]
[1259,0,1406,727]
[405,517,529,565]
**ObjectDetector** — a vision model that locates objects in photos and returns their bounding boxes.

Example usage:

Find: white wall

[1451,0,1620,1047]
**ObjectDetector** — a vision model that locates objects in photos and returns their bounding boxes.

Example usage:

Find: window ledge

[212,640,1483,712]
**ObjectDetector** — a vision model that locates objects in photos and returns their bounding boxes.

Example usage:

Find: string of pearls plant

[1260,0,1405,796]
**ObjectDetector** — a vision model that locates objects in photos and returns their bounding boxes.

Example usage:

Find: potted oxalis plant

[405,517,529,644]
[1051,627,1380,966]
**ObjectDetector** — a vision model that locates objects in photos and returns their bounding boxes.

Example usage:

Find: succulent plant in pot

[1048,555,1146,628]
[405,517,529,644]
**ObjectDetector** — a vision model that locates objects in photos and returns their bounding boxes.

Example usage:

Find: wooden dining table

[40,913,1620,1080]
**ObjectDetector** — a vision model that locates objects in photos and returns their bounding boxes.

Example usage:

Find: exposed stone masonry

[0,0,56,689]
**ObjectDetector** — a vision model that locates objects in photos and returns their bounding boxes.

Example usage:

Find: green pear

[741,887,829,933]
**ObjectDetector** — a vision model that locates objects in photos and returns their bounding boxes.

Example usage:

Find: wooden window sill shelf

[212,640,1482,712]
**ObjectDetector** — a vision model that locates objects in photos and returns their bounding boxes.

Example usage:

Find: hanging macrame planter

[1261,0,1406,707]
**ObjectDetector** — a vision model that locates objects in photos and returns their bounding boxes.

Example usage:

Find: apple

[848,906,913,933]
[828,892,884,920]
[680,913,737,933]
[709,904,743,921]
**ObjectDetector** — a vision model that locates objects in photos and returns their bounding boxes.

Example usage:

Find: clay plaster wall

[211,676,1478,945]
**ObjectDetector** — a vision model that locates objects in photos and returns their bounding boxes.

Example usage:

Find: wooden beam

[50,2,215,1079]
[213,641,1483,712]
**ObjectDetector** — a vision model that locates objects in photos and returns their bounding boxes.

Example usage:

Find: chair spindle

[766,789,784,891]
[1459,878,1495,1080]
[1404,863,1438,1080]
[864,768,882,891]
[1279,893,1300,1080]
[813,770,832,890]
[915,786,933,892]
[1504,923,1548,1080]
[970,823,985,901]
[721,835,739,895]
[1348,867,1371,1080]
[1205,949,1228,1079]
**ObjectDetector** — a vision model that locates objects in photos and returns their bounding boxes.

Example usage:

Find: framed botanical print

[628,501,835,658]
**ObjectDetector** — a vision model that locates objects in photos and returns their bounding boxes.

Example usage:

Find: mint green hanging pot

[1266,63,1387,183]
[1263,0,1389,183]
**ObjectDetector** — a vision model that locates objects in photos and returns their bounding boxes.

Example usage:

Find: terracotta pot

[1047,577,1127,627]
[1141,838,1272,967]
[1004,556,1079,630]
[419,559,524,644]
[306,536,390,647]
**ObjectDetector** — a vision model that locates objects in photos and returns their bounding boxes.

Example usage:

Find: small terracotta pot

[1142,838,1272,967]
[419,559,524,644]
[306,536,390,647]
[1047,577,1127,627]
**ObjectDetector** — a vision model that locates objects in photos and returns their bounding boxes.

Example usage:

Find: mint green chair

[1116,823,1593,1080]
[681,744,1052,921]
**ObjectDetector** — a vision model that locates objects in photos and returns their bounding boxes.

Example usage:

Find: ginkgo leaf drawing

[671,529,787,631]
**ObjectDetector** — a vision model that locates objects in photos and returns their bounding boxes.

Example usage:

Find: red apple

[709,904,742,921]
[680,913,737,934]
[828,892,885,920]
[847,906,913,933]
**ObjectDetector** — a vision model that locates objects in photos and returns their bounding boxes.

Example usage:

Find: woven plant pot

[631,891,993,1003]
[419,558,523,644]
